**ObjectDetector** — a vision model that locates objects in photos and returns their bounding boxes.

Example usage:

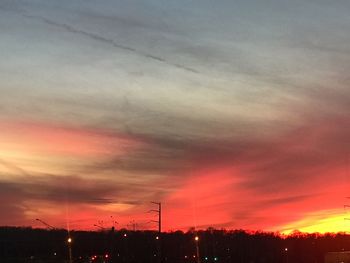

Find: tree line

[0,226,348,263]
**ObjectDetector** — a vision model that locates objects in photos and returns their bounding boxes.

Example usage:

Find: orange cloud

[0,120,140,157]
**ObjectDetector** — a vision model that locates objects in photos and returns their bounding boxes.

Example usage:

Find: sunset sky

[0,0,349,233]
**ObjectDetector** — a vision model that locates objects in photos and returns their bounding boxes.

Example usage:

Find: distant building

[325,252,350,263]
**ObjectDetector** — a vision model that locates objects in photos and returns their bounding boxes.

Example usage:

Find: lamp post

[35,219,72,263]
[284,247,288,263]
[67,237,73,263]
[195,236,201,263]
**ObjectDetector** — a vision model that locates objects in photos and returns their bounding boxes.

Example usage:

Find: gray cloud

[0,172,155,225]
[0,175,139,205]
[0,182,28,225]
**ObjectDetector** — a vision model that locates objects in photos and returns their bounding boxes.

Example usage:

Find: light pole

[195,236,201,263]
[67,237,72,263]
[122,232,128,263]
[35,218,72,263]
[284,247,288,263]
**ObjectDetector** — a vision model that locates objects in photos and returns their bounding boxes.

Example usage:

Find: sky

[0,0,349,233]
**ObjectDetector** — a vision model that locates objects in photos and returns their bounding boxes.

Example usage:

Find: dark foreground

[1,227,349,263]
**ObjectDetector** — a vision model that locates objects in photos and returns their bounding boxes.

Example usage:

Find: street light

[67,237,73,263]
[284,247,289,263]
[195,236,200,263]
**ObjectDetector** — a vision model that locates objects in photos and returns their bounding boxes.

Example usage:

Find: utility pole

[150,202,162,263]
[150,202,161,233]
[128,220,137,231]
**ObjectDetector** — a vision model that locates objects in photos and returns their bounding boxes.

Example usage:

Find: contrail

[21,13,199,74]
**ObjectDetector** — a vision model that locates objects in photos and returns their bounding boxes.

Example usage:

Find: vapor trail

[21,13,199,74]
